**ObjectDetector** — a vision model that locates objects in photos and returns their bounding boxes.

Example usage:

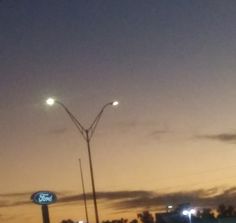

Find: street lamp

[46,97,119,223]
[182,208,196,223]
[166,205,173,213]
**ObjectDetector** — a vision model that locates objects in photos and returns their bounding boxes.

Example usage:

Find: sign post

[31,191,57,223]
[42,204,50,223]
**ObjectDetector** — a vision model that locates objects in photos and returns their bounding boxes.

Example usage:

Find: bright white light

[168,205,173,209]
[112,101,119,106]
[182,209,196,216]
[46,98,55,106]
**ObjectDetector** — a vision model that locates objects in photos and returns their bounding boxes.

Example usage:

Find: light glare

[46,98,55,106]
[112,101,119,106]
[182,209,196,216]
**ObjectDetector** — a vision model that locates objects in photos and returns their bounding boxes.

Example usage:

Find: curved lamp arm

[55,100,87,140]
[88,102,113,139]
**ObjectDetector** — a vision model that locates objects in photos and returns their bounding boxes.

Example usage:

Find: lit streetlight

[46,97,119,223]
[182,208,196,223]
[166,205,173,213]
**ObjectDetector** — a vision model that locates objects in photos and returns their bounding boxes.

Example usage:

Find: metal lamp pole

[78,158,89,223]
[46,98,118,223]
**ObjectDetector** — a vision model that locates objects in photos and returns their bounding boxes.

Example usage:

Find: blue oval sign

[31,191,57,205]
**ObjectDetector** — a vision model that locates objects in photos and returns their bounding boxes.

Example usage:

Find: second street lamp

[46,98,119,223]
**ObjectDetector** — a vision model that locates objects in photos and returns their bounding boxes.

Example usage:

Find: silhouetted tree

[137,211,154,223]
[102,218,128,223]
[226,205,235,216]
[197,208,215,219]
[217,204,236,217]
[129,219,138,223]
[60,220,75,223]
[218,204,227,218]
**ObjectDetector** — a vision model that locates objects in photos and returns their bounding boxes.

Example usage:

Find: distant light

[112,101,119,106]
[168,205,173,209]
[46,98,55,106]
[182,209,196,216]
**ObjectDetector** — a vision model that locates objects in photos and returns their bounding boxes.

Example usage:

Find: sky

[1,0,236,223]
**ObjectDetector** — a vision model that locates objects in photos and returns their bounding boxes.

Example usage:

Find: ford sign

[31,191,57,205]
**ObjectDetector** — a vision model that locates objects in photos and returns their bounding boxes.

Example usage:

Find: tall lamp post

[46,98,119,223]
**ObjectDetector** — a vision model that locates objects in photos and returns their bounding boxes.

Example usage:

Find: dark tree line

[60,220,75,223]
[217,204,236,218]
[60,204,236,223]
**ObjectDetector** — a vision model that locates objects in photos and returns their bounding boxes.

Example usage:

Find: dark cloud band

[196,133,236,143]
[2,188,236,211]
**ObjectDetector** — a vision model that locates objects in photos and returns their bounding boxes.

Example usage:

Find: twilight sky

[1,1,236,223]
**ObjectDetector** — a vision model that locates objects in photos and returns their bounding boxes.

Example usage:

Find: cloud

[2,188,236,211]
[48,127,68,135]
[114,120,166,132]
[196,133,236,143]
[0,191,34,208]
[115,121,138,128]
[0,192,33,197]
[108,188,236,211]
[46,188,236,211]
[149,130,169,139]
[57,191,153,203]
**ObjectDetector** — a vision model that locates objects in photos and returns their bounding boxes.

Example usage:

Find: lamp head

[46,98,55,106]
[112,101,119,106]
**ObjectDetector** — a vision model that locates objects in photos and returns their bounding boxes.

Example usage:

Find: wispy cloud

[115,121,138,129]
[196,133,236,143]
[2,188,236,211]
[114,120,167,131]
[57,191,153,204]
[149,130,169,140]
[48,127,68,135]
[0,192,33,197]
[107,188,236,210]
[56,188,236,211]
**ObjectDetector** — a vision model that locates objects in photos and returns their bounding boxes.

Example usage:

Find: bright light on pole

[167,205,173,212]
[112,101,119,106]
[182,209,196,223]
[46,98,55,106]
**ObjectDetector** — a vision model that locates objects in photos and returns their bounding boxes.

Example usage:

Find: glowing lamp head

[182,210,189,216]
[46,98,55,106]
[112,101,119,106]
